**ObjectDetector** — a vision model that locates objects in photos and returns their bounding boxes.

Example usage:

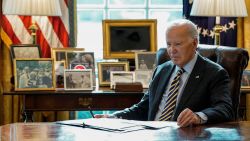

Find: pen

[88,106,95,118]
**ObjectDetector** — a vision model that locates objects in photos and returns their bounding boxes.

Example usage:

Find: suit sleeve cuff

[196,112,208,124]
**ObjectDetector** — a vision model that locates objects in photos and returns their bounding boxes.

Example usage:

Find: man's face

[166,25,198,68]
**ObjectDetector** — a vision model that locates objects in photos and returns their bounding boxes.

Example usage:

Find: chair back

[156,44,249,120]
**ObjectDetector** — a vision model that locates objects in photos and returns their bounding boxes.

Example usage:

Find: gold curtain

[0,0,70,124]
[237,0,250,69]
[237,0,250,121]
[0,39,69,125]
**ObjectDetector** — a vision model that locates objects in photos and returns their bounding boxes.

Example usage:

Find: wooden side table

[3,88,144,122]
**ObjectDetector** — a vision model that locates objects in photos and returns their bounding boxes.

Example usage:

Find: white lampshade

[2,0,62,16]
[190,0,248,17]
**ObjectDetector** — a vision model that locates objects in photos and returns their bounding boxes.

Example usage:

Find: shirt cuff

[196,112,208,124]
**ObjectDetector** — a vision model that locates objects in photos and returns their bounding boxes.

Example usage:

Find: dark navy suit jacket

[114,54,234,123]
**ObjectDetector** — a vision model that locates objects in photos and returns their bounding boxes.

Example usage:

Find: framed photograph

[110,71,135,89]
[135,70,153,88]
[11,44,41,59]
[97,62,129,86]
[135,52,156,70]
[64,69,93,90]
[66,51,96,86]
[103,19,157,59]
[241,70,250,90]
[51,48,84,63]
[14,58,55,91]
[55,61,66,89]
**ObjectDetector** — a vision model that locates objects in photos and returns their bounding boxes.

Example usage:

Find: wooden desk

[240,89,250,120]
[3,88,144,121]
[1,121,250,140]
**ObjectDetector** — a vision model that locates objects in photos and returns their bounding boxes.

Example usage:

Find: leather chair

[156,44,249,121]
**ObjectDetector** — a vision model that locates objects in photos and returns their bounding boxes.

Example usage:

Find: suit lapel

[149,63,175,120]
[174,55,206,117]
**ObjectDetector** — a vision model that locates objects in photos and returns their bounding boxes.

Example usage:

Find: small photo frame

[66,51,96,86]
[135,52,156,70]
[14,58,55,91]
[11,44,41,59]
[135,70,153,88]
[241,70,250,90]
[103,19,157,59]
[97,62,129,86]
[51,48,84,63]
[64,69,93,90]
[55,61,66,89]
[110,71,135,89]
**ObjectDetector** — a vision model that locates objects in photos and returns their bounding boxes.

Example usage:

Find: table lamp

[2,0,62,44]
[190,0,248,46]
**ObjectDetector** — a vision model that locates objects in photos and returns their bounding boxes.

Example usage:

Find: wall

[0,0,4,125]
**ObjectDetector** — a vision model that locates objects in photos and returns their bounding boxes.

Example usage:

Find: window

[77,0,183,60]
[76,0,182,119]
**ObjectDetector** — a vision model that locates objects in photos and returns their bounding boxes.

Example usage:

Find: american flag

[1,0,76,58]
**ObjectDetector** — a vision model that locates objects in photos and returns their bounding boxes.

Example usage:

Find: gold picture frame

[241,69,250,90]
[51,48,85,66]
[103,19,157,59]
[14,58,55,91]
[54,61,66,89]
[135,52,157,70]
[110,71,135,89]
[97,62,129,86]
[11,44,41,59]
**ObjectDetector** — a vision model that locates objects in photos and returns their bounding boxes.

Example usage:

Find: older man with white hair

[95,19,234,127]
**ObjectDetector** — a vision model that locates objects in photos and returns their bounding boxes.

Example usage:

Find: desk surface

[1,121,250,141]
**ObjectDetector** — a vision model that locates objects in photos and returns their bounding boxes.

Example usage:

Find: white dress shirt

[154,52,207,123]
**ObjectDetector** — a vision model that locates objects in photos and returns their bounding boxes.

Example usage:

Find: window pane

[78,10,104,22]
[109,0,146,8]
[150,0,182,5]
[109,9,146,19]
[77,0,104,5]
[77,0,105,8]
[77,10,104,59]
[149,9,183,49]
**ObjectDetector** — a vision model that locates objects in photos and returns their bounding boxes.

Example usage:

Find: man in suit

[95,19,234,127]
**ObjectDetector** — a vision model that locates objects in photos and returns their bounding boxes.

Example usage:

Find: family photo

[135,52,156,70]
[14,59,54,90]
[67,52,96,86]
[64,69,93,90]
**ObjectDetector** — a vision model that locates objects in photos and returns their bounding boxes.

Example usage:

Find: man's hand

[177,108,201,127]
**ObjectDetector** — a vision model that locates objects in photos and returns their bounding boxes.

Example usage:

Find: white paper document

[57,118,179,133]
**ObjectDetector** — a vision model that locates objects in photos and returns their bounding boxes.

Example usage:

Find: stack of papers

[57,118,179,133]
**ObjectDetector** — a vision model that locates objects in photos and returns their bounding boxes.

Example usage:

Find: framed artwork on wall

[97,62,129,86]
[14,58,55,91]
[11,44,41,59]
[103,19,157,59]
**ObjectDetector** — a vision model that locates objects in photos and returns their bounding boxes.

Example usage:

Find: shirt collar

[176,52,198,74]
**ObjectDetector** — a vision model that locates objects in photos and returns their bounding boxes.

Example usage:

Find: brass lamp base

[28,22,38,44]
[213,24,223,46]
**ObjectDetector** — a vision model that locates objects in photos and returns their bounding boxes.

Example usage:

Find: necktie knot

[177,68,185,76]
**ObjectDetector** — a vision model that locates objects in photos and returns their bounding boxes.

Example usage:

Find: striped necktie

[159,68,185,121]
